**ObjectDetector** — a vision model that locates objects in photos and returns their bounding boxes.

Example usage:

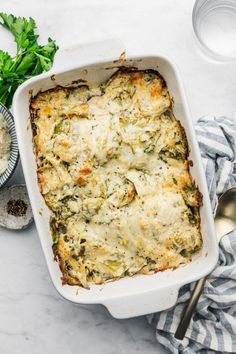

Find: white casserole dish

[13,39,218,319]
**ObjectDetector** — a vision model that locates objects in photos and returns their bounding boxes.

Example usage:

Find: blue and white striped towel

[149,116,236,354]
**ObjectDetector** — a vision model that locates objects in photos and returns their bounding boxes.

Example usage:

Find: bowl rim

[0,103,19,188]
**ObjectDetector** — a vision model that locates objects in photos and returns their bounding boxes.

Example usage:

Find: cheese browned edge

[30,68,203,288]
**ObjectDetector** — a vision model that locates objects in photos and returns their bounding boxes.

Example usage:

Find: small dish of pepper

[0,184,33,229]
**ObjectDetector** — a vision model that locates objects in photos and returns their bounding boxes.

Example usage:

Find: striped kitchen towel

[149,116,236,354]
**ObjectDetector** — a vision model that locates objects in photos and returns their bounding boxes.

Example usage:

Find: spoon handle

[174,276,207,340]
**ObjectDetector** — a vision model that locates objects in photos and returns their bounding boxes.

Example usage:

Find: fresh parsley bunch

[0,13,58,107]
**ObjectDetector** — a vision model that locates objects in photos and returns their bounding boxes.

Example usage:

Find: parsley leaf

[0,50,14,71]
[0,13,38,53]
[0,13,58,107]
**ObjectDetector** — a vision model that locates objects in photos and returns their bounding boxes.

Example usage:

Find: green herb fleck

[184,183,195,192]
[144,144,155,154]
[172,177,177,185]
[54,121,63,134]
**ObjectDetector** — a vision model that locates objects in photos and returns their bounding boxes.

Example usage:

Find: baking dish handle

[103,286,180,319]
[51,38,126,72]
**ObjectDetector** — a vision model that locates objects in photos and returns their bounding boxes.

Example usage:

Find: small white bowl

[0,103,19,188]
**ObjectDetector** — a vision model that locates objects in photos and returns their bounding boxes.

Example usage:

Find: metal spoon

[175,186,236,340]
[0,184,33,230]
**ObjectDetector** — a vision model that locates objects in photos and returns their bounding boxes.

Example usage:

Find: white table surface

[1,0,236,353]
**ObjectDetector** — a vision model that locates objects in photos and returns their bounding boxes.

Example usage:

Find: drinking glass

[193,0,236,61]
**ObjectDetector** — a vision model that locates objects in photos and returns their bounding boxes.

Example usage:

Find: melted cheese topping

[31,69,202,288]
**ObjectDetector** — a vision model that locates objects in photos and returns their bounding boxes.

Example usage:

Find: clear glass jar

[192,0,236,61]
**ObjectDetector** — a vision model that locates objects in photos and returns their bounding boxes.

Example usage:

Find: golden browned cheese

[30,69,202,288]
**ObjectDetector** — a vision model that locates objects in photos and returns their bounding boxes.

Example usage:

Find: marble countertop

[1,0,236,353]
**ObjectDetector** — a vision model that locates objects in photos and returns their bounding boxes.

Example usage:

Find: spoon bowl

[175,186,236,340]
[215,187,236,239]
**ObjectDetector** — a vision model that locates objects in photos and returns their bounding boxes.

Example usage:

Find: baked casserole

[30,69,202,288]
